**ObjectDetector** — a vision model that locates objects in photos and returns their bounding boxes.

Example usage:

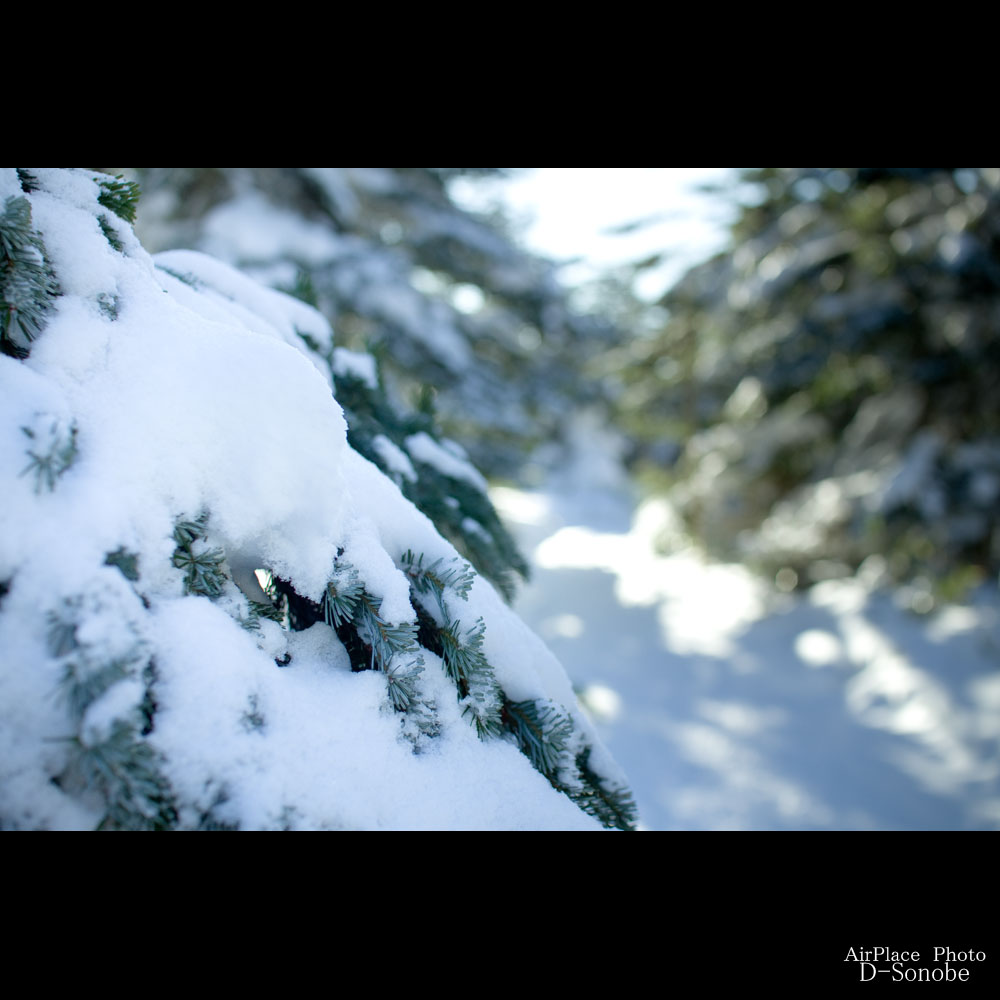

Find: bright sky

[451,167,738,301]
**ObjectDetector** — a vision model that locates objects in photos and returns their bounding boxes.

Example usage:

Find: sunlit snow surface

[493,425,1000,831]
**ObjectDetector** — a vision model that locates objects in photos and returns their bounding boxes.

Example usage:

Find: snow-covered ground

[493,419,1000,831]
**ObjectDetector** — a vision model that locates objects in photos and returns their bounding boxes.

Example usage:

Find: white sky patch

[450,167,738,301]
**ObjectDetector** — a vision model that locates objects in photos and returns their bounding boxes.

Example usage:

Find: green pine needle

[1,194,60,358]
[47,592,175,830]
[15,169,39,192]
[104,547,140,581]
[321,556,432,722]
[20,419,78,493]
[323,566,364,627]
[171,516,226,597]
[572,747,638,832]
[501,698,637,830]
[383,657,424,712]
[400,549,504,738]
[504,698,574,777]
[98,215,124,253]
[356,596,417,662]
[96,176,140,225]
[61,722,177,831]
[241,694,266,733]
[156,264,202,288]
[438,617,489,688]
[96,292,120,320]
[401,549,475,606]
[172,518,206,548]
[250,599,284,623]
[239,598,285,632]
[461,685,503,738]
[60,659,132,724]
[172,545,227,597]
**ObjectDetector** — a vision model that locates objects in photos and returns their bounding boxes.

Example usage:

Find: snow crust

[0,169,610,831]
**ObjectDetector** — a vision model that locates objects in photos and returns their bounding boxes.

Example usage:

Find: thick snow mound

[0,168,633,831]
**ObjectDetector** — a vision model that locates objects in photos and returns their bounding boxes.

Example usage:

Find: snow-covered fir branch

[0,168,635,831]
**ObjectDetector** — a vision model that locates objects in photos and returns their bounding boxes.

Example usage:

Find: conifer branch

[98,215,124,252]
[15,169,39,193]
[20,418,78,493]
[356,594,419,666]
[96,292,120,320]
[171,516,227,597]
[156,264,202,288]
[172,517,207,548]
[332,364,528,601]
[503,698,574,777]
[195,784,240,831]
[47,598,177,831]
[400,550,504,737]
[354,593,424,716]
[501,698,637,830]
[241,693,266,732]
[401,549,475,607]
[460,687,503,739]
[250,598,285,624]
[96,176,140,225]
[381,656,425,713]
[47,603,144,722]
[61,722,177,831]
[172,545,227,597]
[104,547,140,582]
[571,747,638,833]
[238,598,286,632]
[61,658,133,724]
[322,563,364,628]
[438,618,483,687]
[1,193,60,358]
[321,559,430,720]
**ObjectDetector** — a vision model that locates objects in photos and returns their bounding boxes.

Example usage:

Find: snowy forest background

[4,167,999,830]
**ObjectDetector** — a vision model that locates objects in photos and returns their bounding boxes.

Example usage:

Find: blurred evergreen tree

[127,168,616,481]
[617,167,1000,606]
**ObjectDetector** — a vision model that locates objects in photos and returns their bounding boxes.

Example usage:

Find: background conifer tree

[615,167,1000,605]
